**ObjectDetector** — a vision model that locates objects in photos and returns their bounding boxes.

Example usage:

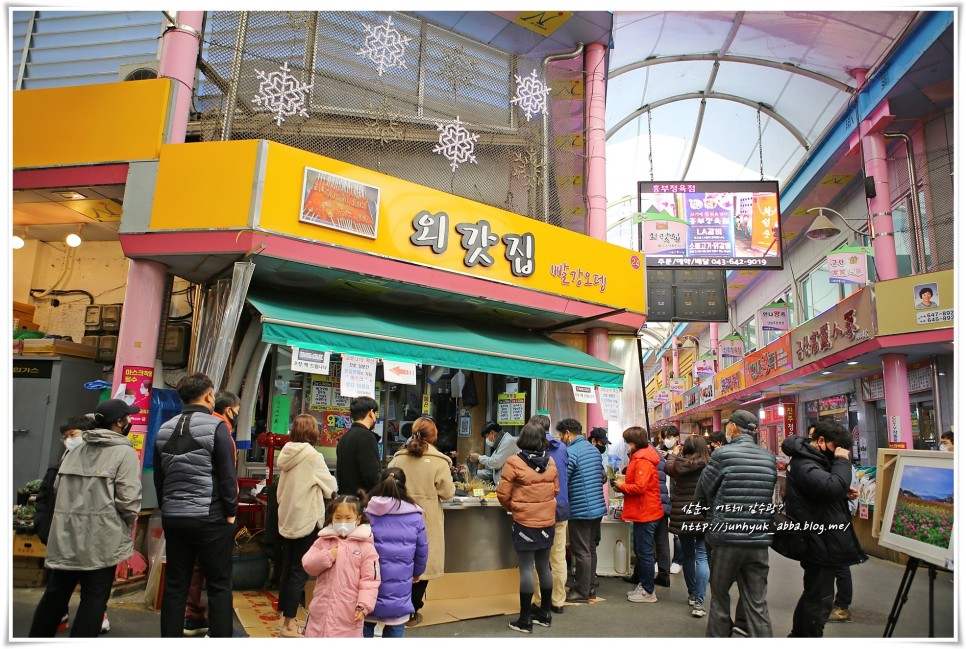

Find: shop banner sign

[572,383,597,403]
[655,388,673,403]
[671,395,685,415]
[669,377,688,393]
[744,336,792,387]
[693,359,715,379]
[382,359,417,385]
[861,360,933,401]
[321,410,352,446]
[791,287,873,369]
[757,302,790,331]
[121,365,153,426]
[683,385,700,410]
[497,392,526,426]
[270,395,291,434]
[642,212,689,257]
[874,270,954,336]
[716,360,745,398]
[718,335,744,359]
[340,354,377,398]
[699,376,715,405]
[827,245,872,285]
[290,347,330,375]
[598,387,622,422]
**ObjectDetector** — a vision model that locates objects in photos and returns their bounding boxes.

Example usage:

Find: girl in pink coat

[301,494,381,638]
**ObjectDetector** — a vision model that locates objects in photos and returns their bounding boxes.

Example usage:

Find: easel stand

[883,556,940,637]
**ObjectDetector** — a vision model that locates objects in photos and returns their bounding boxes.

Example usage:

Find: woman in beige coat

[387,417,455,627]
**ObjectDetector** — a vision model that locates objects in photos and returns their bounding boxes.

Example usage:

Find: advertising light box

[637,180,783,269]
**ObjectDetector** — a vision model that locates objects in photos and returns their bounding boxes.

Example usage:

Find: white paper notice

[340,355,377,398]
[598,387,622,422]
[290,347,330,375]
[383,360,417,385]
[572,383,597,403]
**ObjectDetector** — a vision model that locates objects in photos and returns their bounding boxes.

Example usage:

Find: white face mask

[64,437,83,451]
[940,443,950,451]
[333,522,357,537]
[665,438,678,448]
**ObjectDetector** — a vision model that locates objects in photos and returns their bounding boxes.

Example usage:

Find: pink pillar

[586,328,608,430]
[862,131,900,279]
[661,355,668,386]
[882,354,915,448]
[158,11,205,144]
[111,260,167,449]
[584,42,607,241]
[712,410,722,431]
[710,323,719,371]
[671,335,679,377]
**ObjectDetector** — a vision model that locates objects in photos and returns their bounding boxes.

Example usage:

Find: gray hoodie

[46,428,142,571]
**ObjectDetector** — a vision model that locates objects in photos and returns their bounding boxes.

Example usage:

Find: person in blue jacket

[556,418,607,603]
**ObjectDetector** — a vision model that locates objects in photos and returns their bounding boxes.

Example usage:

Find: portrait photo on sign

[913,282,939,310]
[879,452,954,566]
[300,166,380,239]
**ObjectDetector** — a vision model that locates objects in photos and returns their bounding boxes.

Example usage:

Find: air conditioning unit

[118,61,159,82]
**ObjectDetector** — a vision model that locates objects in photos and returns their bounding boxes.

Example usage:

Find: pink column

[661,355,668,386]
[586,328,608,431]
[862,130,900,279]
[712,410,722,431]
[882,354,915,449]
[584,42,607,241]
[671,335,679,376]
[158,11,205,144]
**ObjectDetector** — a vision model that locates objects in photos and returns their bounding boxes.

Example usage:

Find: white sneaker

[688,596,698,606]
[628,590,657,603]
[626,583,644,597]
[670,563,683,575]
[654,563,660,575]
[691,604,707,618]
[100,615,111,634]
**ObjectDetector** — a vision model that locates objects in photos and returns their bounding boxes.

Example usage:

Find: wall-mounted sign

[791,287,873,369]
[598,387,622,422]
[693,358,716,379]
[121,365,153,426]
[497,392,526,426]
[827,245,872,285]
[669,377,688,393]
[683,386,700,410]
[757,302,791,331]
[339,354,377,398]
[699,376,715,405]
[716,360,745,399]
[655,388,673,404]
[458,412,472,438]
[861,360,934,401]
[874,270,954,336]
[744,336,792,388]
[671,395,685,415]
[718,334,744,359]
[301,167,380,239]
[382,359,417,385]
[638,180,783,269]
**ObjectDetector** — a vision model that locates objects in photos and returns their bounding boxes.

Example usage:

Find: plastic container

[614,539,628,575]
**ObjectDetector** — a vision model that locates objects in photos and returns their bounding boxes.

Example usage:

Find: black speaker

[864,175,877,198]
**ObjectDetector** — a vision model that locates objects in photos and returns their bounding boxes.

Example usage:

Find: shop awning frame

[248,290,625,389]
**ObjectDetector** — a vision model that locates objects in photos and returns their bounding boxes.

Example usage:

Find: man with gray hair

[695,409,777,637]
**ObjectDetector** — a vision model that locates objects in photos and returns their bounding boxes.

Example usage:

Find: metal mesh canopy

[196,10,588,231]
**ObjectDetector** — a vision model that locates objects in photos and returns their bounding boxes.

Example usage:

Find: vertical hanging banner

[598,387,622,422]
[572,383,597,403]
[339,354,377,398]
[758,302,791,331]
[383,359,417,385]
[827,245,873,285]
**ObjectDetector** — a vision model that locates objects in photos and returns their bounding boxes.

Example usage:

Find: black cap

[93,398,140,426]
[727,409,759,432]
[481,421,502,437]
[589,427,610,445]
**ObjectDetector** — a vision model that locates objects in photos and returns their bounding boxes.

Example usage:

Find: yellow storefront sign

[511,11,573,36]
[873,270,954,336]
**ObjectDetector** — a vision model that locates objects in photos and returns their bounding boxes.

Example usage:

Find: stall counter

[442,498,515,572]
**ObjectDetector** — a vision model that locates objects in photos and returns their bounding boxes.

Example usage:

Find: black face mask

[596,443,606,455]
[121,420,132,436]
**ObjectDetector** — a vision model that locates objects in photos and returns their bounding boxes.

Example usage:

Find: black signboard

[646,269,729,322]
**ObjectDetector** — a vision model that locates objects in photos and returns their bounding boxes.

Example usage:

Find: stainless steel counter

[441,500,516,572]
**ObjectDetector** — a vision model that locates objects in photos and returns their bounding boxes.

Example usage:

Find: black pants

[160,520,236,637]
[568,518,602,599]
[790,561,836,637]
[833,564,853,609]
[278,530,317,617]
[29,565,116,637]
[654,515,671,574]
[411,579,429,613]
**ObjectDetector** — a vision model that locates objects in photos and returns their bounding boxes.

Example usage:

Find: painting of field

[889,466,954,549]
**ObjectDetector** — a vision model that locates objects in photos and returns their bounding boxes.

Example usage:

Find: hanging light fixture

[65,224,84,248]
[12,226,26,250]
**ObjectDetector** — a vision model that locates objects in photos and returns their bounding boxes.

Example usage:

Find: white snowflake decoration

[433,116,480,173]
[357,16,411,77]
[511,68,551,122]
[252,61,313,127]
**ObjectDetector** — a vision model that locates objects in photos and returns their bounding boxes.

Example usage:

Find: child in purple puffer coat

[363,468,428,638]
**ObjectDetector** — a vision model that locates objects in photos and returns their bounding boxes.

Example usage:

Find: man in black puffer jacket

[695,409,777,637]
[782,420,867,637]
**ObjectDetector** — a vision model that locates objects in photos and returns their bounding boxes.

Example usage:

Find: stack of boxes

[81,304,122,363]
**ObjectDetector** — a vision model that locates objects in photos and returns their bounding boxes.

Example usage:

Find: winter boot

[508,591,533,633]
[531,588,553,627]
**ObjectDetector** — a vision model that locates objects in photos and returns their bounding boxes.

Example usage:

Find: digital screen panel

[637,180,783,269]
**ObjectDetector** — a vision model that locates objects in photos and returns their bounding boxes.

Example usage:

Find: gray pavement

[10,551,956,640]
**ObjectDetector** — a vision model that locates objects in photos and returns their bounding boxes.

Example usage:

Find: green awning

[247,290,625,388]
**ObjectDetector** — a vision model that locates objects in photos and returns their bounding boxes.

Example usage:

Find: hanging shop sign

[598,387,622,422]
[339,354,377,398]
[382,359,417,385]
[693,358,716,380]
[668,377,688,393]
[671,395,685,415]
[683,385,700,410]
[655,388,673,404]
[699,376,715,405]
[716,360,745,399]
[827,245,873,285]
[744,336,792,388]
[757,301,791,331]
[860,360,934,401]
[718,334,744,359]
[290,346,331,375]
[572,383,597,403]
[872,269,954,336]
[497,392,526,426]
[791,287,873,369]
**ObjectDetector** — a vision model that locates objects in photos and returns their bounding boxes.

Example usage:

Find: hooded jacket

[695,432,777,547]
[45,428,142,571]
[277,441,338,539]
[545,433,570,521]
[497,452,559,528]
[302,523,381,638]
[567,436,607,520]
[364,497,428,622]
[618,445,664,524]
[665,451,708,536]
[781,435,868,566]
[388,443,455,580]
[478,429,519,485]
